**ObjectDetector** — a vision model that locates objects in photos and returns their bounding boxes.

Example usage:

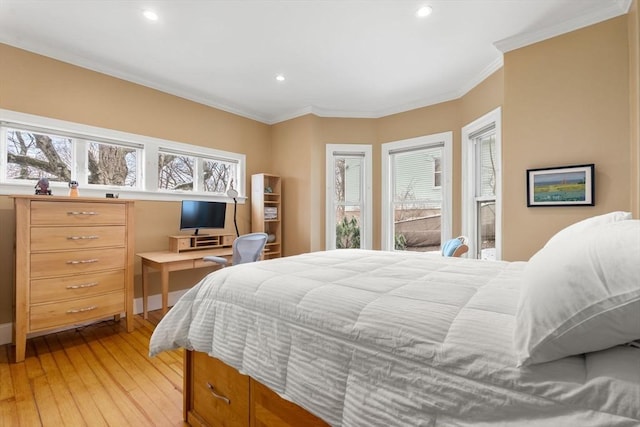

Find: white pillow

[544,211,631,248]
[514,219,640,366]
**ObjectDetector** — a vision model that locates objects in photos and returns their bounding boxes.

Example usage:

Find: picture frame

[526,164,594,207]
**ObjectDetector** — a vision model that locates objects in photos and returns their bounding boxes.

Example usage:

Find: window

[158,151,195,191]
[5,128,72,182]
[326,144,372,250]
[203,158,236,193]
[462,107,502,260]
[381,132,452,252]
[0,109,245,201]
[88,140,138,187]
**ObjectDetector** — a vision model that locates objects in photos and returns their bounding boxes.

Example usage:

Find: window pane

[479,134,496,197]
[204,159,236,193]
[392,146,442,252]
[343,158,362,203]
[88,141,137,186]
[477,201,496,260]
[334,157,362,203]
[434,157,442,187]
[393,201,441,252]
[6,129,72,182]
[335,206,360,249]
[158,152,194,190]
[334,156,363,248]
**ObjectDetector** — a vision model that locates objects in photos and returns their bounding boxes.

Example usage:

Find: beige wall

[270,115,316,256]
[503,16,631,260]
[0,43,272,324]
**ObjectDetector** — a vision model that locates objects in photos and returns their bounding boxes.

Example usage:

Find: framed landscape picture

[526,164,594,207]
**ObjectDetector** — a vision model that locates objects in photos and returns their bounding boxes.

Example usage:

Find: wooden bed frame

[184,350,329,427]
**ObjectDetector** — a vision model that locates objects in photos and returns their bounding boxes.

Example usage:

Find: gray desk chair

[203,232,268,267]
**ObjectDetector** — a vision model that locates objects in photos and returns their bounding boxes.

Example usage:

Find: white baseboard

[0,289,189,346]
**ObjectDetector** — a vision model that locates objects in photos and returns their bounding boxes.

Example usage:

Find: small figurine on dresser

[34,177,52,195]
[68,180,79,197]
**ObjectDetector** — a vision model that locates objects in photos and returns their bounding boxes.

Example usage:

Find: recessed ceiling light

[416,5,432,18]
[143,10,159,21]
[276,74,285,82]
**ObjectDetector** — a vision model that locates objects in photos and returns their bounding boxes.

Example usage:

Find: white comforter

[149,249,640,426]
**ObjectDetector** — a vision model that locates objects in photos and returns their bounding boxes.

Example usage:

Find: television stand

[169,234,235,253]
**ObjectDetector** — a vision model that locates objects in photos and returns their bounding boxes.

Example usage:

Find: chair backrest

[232,232,268,265]
[441,236,469,257]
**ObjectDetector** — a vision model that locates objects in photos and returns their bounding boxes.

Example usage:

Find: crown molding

[368,90,462,119]
[494,0,632,53]
[266,106,316,124]
[456,56,504,99]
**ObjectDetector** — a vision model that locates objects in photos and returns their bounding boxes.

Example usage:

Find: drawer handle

[66,282,98,289]
[66,259,99,265]
[66,305,97,314]
[206,382,230,405]
[67,211,98,216]
[67,235,100,240]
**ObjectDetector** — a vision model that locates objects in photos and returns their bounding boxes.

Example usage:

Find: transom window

[0,109,245,201]
[88,140,138,187]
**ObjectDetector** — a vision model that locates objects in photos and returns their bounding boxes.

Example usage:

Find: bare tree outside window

[88,141,136,186]
[204,160,236,193]
[158,153,194,190]
[6,129,72,182]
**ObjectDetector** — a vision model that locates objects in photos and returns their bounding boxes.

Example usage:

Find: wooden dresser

[12,195,135,363]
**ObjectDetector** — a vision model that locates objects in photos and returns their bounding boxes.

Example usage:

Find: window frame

[461,107,502,260]
[0,109,246,202]
[381,132,453,251]
[325,144,372,250]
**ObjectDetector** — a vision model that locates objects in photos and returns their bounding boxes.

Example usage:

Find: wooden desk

[137,248,232,319]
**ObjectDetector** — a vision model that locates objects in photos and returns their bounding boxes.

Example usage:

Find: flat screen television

[180,200,227,235]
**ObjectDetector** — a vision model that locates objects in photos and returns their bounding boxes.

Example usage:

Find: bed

[150,214,640,426]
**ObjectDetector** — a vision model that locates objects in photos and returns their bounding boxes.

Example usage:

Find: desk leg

[161,266,169,316]
[142,263,149,320]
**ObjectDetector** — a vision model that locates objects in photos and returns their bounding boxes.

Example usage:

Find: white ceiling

[0,1,631,124]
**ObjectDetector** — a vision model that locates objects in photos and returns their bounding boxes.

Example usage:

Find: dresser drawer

[31,226,125,251]
[31,201,125,226]
[191,352,250,427]
[30,290,125,331]
[31,270,125,304]
[31,248,125,278]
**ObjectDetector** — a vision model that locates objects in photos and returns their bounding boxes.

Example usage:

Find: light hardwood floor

[0,312,187,427]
